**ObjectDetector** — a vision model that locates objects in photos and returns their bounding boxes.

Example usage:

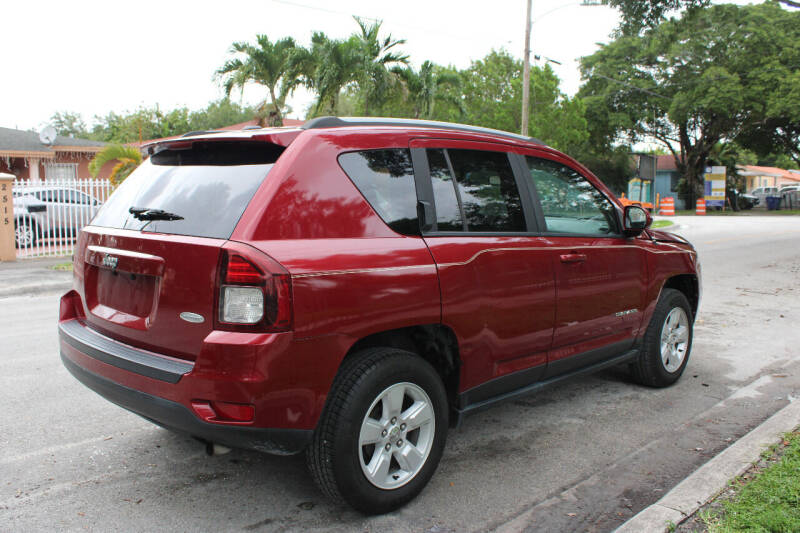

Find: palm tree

[294,32,361,115]
[216,35,302,127]
[89,144,142,185]
[296,20,407,117]
[352,18,408,115]
[393,61,464,119]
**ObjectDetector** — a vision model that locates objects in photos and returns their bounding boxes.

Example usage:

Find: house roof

[737,165,800,182]
[0,126,106,158]
[656,154,678,171]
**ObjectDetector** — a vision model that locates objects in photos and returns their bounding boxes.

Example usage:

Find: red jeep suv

[60,117,700,513]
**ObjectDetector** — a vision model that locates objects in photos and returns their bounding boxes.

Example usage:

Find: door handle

[559,253,587,263]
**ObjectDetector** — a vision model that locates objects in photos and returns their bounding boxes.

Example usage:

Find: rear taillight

[225,255,263,284]
[216,250,292,332]
[221,285,264,324]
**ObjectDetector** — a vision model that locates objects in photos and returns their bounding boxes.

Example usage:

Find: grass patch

[705,430,800,532]
[651,220,675,229]
[49,262,73,271]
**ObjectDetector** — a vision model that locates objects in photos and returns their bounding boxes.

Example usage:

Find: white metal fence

[13,178,113,258]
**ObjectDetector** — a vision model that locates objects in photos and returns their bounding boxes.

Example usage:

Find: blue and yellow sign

[704,166,726,208]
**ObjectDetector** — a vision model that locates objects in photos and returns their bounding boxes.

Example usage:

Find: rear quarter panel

[234,129,441,426]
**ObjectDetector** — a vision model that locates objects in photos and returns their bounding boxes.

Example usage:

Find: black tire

[630,288,693,387]
[307,347,448,514]
[14,219,38,248]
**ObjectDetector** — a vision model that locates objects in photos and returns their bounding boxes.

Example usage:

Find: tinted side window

[525,156,619,236]
[427,149,463,231]
[338,149,419,235]
[447,149,525,232]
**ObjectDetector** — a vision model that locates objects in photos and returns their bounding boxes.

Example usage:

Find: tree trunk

[677,126,720,209]
[269,88,283,127]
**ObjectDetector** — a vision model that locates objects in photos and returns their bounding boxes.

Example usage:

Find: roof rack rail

[301,116,545,145]
[180,130,226,138]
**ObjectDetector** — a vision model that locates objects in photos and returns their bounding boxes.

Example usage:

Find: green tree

[460,50,522,133]
[603,0,709,35]
[91,108,162,143]
[188,98,255,131]
[49,111,88,138]
[579,2,800,204]
[297,32,362,115]
[89,144,142,185]
[351,17,408,115]
[392,61,462,119]
[216,35,302,126]
[90,106,186,143]
[736,69,800,166]
[458,50,589,155]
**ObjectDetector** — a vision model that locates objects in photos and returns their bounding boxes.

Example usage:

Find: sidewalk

[615,399,800,532]
[0,257,73,298]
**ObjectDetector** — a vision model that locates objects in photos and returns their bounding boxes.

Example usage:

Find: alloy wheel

[660,307,689,372]
[358,382,435,490]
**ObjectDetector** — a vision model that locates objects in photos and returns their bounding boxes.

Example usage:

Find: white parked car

[13,186,101,247]
[749,186,779,206]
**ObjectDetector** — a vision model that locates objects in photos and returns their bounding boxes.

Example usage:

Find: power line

[268,0,482,43]
[270,0,380,21]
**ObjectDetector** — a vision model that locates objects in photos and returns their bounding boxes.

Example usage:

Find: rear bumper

[59,319,312,455]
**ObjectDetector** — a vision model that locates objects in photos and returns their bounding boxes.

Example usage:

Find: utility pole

[521,0,532,136]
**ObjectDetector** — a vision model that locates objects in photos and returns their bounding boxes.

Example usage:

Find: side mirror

[622,205,652,237]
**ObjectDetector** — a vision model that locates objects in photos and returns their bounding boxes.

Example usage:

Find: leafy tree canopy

[57,99,255,144]
[216,35,302,126]
[50,111,89,138]
[459,50,589,156]
[579,2,800,202]
[604,0,709,35]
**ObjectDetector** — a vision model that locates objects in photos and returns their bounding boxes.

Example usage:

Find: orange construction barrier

[696,198,706,215]
[659,196,675,216]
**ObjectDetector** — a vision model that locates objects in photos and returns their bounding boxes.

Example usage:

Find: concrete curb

[614,399,800,532]
[0,280,71,299]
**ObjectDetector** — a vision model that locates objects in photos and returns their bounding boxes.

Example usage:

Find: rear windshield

[91,141,282,239]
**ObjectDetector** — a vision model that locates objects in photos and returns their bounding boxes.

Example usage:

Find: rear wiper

[128,207,184,221]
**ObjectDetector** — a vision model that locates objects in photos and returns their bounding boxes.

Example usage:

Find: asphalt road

[2,216,799,532]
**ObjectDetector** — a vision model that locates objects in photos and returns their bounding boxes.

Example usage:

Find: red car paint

[59,119,700,454]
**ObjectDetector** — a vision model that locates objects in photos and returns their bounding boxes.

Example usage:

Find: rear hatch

[77,140,285,361]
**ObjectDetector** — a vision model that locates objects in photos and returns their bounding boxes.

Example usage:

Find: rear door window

[338,148,419,235]
[426,148,526,233]
[426,149,464,231]
[91,141,283,239]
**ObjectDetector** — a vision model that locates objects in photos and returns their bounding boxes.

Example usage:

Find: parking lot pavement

[2,216,799,532]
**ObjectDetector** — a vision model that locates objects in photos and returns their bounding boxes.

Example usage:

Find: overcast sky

[0,0,753,133]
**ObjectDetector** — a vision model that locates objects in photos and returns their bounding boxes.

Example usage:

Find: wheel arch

[662,274,699,319]
[344,324,461,422]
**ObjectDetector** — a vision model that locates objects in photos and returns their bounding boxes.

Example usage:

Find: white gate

[13,178,113,258]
